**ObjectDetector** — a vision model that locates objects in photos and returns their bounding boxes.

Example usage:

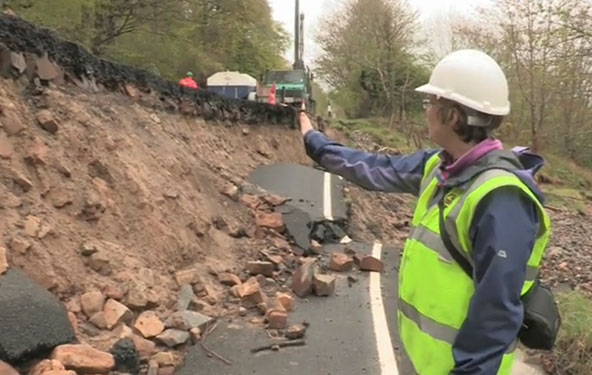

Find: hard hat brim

[415,84,510,116]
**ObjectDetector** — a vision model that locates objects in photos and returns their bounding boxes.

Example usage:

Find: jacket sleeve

[451,186,539,375]
[304,130,438,195]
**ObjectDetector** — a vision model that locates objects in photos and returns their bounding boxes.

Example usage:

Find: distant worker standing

[179,71,198,90]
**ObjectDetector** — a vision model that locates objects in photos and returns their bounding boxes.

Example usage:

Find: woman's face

[423,96,458,148]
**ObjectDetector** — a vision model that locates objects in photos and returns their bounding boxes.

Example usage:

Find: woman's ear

[446,107,460,128]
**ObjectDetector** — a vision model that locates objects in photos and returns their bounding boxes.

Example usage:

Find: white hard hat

[416,49,510,116]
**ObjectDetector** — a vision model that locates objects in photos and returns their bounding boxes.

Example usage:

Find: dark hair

[436,98,503,143]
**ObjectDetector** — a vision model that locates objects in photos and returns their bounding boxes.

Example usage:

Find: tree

[315,0,428,122]
[5,0,290,81]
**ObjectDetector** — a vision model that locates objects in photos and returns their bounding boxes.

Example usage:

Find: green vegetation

[4,0,289,82]
[550,291,592,375]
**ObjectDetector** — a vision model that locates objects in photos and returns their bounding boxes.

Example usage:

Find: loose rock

[51,344,115,374]
[151,352,175,367]
[221,183,239,200]
[275,292,294,312]
[313,273,336,297]
[132,334,156,360]
[103,299,133,329]
[0,247,8,275]
[164,310,213,332]
[110,337,140,375]
[291,261,316,298]
[51,188,74,208]
[330,252,354,272]
[80,290,105,318]
[30,359,65,375]
[0,360,18,375]
[0,110,24,136]
[266,309,288,329]
[36,110,59,134]
[359,256,384,272]
[174,269,201,286]
[104,285,124,300]
[237,277,265,308]
[135,311,165,338]
[88,251,112,276]
[246,261,275,277]
[176,284,195,311]
[156,329,190,347]
[286,323,307,340]
[255,212,284,230]
[89,311,107,329]
[218,272,241,286]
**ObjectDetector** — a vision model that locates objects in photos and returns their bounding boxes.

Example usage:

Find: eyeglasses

[422,98,440,110]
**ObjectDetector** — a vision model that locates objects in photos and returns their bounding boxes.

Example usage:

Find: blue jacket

[304,130,544,375]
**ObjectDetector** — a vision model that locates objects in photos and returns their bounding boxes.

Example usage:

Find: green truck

[255,0,316,113]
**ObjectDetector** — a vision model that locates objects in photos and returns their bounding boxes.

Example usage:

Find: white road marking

[370,242,400,375]
[323,170,399,374]
[323,172,334,220]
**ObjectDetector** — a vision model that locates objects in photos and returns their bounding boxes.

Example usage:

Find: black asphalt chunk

[0,268,75,363]
[247,163,347,222]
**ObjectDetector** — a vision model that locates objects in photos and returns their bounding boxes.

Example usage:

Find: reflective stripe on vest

[399,153,550,375]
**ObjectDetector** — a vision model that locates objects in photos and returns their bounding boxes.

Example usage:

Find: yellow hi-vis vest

[398,152,551,375]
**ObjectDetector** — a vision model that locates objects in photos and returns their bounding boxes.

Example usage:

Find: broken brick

[255,212,284,230]
[104,285,124,300]
[263,194,289,206]
[51,344,115,374]
[174,269,201,286]
[313,273,336,297]
[237,277,264,307]
[134,311,165,338]
[291,261,315,298]
[218,272,241,286]
[330,252,354,272]
[359,256,384,272]
[103,299,133,329]
[246,261,275,277]
[133,334,156,360]
[266,309,288,329]
[275,292,294,312]
[240,194,261,209]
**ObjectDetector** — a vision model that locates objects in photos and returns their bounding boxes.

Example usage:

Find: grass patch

[550,291,592,375]
[332,118,421,153]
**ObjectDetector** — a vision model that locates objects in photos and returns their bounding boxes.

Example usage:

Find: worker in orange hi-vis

[269,81,277,105]
[179,71,198,90]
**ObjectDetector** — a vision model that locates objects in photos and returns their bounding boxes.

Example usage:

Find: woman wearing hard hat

[299,49,557,375]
